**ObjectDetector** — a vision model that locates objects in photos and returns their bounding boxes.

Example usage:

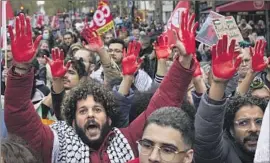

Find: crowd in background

[239,18,266,44]
[0,10,269,163]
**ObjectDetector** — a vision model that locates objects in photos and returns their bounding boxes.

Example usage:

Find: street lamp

[36,1,45,14]
[36,1,45,6]
[68,0,74,20]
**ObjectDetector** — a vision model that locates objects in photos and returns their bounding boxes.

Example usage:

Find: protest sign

[197,11,243,49]
[212,17,228,40]
[225,16,244,44]
[196,11,224,46]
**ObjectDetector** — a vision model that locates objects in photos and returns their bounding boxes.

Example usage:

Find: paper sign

[196,11,243,48]
[212,16,243,51]
[225,16,244,44]
[196,11,224,46]
[212,18,228,40]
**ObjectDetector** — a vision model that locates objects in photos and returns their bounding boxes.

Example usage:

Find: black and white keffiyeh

[50,121,134,163]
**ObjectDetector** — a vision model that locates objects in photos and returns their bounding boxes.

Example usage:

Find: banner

[0,0,13,27]
[163,1,189,46]
[196,11,224,46]
[90,0,114,35]
[166,1,189,30]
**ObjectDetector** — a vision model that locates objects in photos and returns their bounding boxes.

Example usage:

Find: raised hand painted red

[45,48,71,78]
[154,35,170,59]
[122,41,143,75]
[176,10,199,55]
[251,40,267,72]
[193,55,202,77]
[8,13,42,63]
[211,35,241,79]
[81,19,103,51]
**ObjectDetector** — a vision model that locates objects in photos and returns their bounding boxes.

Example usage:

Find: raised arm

[124,10,198,148]
[44,48,71,120]
[194,35,242,163]
[4,13,54,162]
[113,41,142,127]
[81,22,121,84]
[237,40,268,96]
[192,56,207,109]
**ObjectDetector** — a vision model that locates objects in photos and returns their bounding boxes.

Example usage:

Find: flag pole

[0,0,7,160]
[2,1,7,69]
[113,24,117,38]
[4,49,7,71]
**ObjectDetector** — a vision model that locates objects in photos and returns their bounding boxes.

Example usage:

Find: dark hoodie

[140,46,156,79]
[194,93,256,163]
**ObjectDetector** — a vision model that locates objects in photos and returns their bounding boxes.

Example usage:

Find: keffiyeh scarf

[50,121,135,163]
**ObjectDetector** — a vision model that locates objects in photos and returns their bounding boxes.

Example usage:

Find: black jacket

[38,66,47,85]
[140,46,156,79]
[194,93,254,163]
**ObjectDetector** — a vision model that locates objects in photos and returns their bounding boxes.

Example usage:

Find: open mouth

[85,120,100,136]
[111,56,117,61]
[246,140,257,145]
[63,79,70,83]
[87,124,99,130]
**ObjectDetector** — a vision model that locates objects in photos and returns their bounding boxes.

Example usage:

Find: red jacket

[4,59,195,163]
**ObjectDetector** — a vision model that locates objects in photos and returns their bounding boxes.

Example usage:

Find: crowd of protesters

[0,10,269,163]
[238,19,267,44]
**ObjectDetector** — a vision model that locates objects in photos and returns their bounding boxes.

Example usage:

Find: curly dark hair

[62,78,119,126]
[224,95,267,133]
